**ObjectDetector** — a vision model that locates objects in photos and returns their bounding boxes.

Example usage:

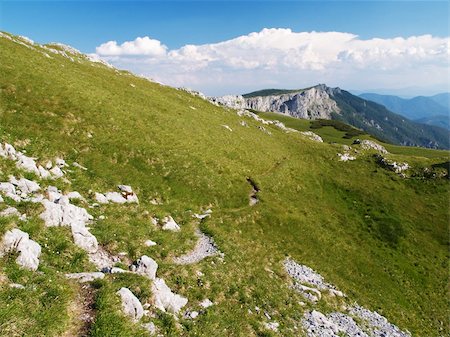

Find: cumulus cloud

[93,28,450,95]
[96,36,167,57]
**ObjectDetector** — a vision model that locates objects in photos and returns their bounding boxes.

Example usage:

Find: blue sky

[1,1,449,95]
[2,1,448,53]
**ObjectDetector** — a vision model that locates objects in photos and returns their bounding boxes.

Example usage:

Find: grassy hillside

[0,32,449,336]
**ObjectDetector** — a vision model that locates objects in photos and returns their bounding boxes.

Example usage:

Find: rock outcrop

[0,229,41,271]
[211,85,341,120]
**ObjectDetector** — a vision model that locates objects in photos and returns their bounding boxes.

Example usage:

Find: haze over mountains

[359,92,450,130]
[212,85,450,150]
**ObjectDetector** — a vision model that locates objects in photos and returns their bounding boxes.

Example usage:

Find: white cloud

[93,28,450,95]
[96,36,167,57]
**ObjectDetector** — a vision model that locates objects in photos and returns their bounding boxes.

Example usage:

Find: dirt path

[62,284,96,337]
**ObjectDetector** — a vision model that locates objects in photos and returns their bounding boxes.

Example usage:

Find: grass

[0,31,449,336]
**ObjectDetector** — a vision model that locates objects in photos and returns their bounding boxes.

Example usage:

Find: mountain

[0,31,449,337]
[429,93,450,110]
[212,85,450,149]
[359,92,450,129]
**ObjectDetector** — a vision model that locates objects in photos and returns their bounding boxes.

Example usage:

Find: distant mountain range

[359,93,450,130]
[211,85,450,149]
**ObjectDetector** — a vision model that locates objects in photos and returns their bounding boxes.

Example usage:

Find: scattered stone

[264,321,280,332]
[0,195,3,203]
[131,255,158,280]
[105,191,127,204]
[300,131,323,143]
[141,322,156,335]
[0,228,41,271]
[161,216,180,231]
[173,230,221,264]
[73,162,88,170]
[50,166,64,178]
[94,192,109,204]
[66,191,84,200]
[117,287,144,321]
[376,155,409,174]
[152,277,188,314]
[354,139,388,154]
[55,158,67,167]
[0,206,21,218]
[9,283,25,289]
[65,272,105,283]
[222,125,233,132]
[338,153,356,161]
[199,298,214,308]
[144,240,157,247]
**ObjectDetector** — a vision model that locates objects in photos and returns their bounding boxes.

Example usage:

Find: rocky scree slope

[0,31,449,337]
[212,85,450,149]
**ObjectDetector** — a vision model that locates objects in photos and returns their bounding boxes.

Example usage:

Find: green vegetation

[243,88,304,98]
[0,32,449,336]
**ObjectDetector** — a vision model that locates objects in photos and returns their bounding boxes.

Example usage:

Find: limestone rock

[0,228,41,271]
[105,192,127,204]
[94,192,109,204]
[144,240,157,247]
[152,278,188,314]
[117,287,144,321]
[161,216,180,231]
[132,255,158,280]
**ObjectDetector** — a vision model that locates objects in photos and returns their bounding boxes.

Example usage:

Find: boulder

[116,287,144,321]
[0,228,41,271]
[71,223,98,253]
[132,255,158,280]
[144,240,157,247]
[16,153,39,175]
[161,216,180,231]
[94,192,109,204]
[50,166,64,178]
[152,277,188,314]
[105,192,127,204]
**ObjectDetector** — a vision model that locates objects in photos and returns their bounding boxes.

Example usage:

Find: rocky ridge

[211,84,341,120]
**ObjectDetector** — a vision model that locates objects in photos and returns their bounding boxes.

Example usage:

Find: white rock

[190,311,199,319]
[9,283,25,289]
[300,131,323,143]
[50,166,64,178]
[152,278,188,314]
[161,216,180,231]
[132,255,158,280]
[94,192,109,204]
[38,165,51,179]
[117,287,144,321]
[0,228,41,271]
[118,185,133,193]
[0,195,3,203]
[0,207,21,217]
[200,298,214,308]
[65,272,105,282]
[4,143,17,159]
[71,223,98,253]
[264,321,279,332]
[45,160,53,169]
[144,240,157,247]
[73,162,88,170]
[55,158,67,167]
[66,191,84,200]
[222,125,233,132]
[105,192,127,204]
[9,176,40,195]
[16,153,39,175]
[141,322,156,335]
[338,153,356,162]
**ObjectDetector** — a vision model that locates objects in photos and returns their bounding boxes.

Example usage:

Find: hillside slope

[0,32,449,337]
